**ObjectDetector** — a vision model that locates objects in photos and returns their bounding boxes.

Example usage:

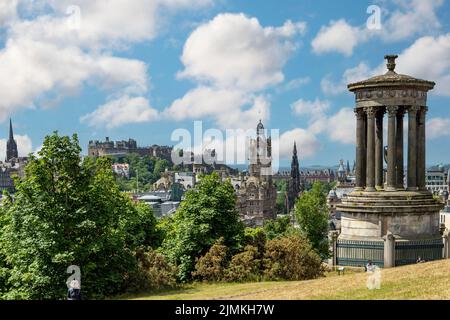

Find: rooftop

[348,55,435,92]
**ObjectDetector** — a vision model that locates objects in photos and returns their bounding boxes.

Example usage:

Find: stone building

[236,121,277,227]
[88,137,173,163]
[6,119,18,162]
[334,55,445,268]
[426,166,448,194]
[0,119,28,193]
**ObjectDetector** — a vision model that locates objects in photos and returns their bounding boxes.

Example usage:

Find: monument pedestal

[335,190,444,267]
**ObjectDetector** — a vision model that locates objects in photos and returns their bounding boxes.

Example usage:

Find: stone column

[407,106,419,191]
[386,106,398,191]
[365,107,376,192]
[375,110,384,189]
[383,232,395,268]
[329,231,339,267]
[396,109,405,189]
[355,109,366,190]
[417,106,428,191]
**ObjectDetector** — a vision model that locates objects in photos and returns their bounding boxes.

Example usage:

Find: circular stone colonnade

[335,55,445,268]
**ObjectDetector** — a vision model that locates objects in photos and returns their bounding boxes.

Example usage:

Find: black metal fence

[395,239,443,266]
[336,240,384,267]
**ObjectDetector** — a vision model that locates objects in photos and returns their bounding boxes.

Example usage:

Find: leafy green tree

[163,173,244,281]
[263,216,295,240]
[294,181,329,258]
[0,133,157,299]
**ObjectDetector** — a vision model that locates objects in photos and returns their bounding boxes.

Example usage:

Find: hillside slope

[127,259,450,300]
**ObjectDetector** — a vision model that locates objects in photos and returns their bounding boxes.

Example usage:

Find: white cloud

[0,134,33,161]
[311,0,444,56]
[165,86,270,130]
[382,0,443,42]
[321,62,380,95]
[276,128,320,160]
[291,98,330,116]
[167,13,306,129]
[0,0,18,27]
[312,19,363,57]
[326,33,450,97]
[290,96,355,146]
[0,0,212,126]
[326,108,355,144]
[395,34,450,96]
[427,118,450,140]
[178,13,306,91]
[80,96,159,129]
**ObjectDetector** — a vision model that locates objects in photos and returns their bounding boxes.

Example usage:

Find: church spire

[6,118,18,162]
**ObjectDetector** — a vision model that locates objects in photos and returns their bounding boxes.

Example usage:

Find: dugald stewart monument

[334,55,446,268]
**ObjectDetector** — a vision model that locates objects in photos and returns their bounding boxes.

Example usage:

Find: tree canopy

[162,172,245,281]
[294,181,329,258]
[0,133,157,299]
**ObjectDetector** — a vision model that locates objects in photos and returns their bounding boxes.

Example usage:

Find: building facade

[236,121,277,227]
[88,137,173,162]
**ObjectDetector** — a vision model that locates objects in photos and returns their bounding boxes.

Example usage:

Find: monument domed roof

[348,55,435,92]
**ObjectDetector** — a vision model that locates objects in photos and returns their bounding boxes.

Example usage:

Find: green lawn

[121,259,450,300]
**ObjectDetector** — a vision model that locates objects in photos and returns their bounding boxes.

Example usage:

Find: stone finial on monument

[384,54,398,73]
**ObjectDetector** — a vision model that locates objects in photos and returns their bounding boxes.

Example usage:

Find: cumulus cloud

[178,13,306,91]
[321,62,380,96]
[165,86,270,130]
[312,19,363,56]
[394,34,450,96]
[0,0,212,126]
[427,118,450,140]
[311,0,444,56]
[324,33,450,97]
[80,96,159,129]
[290,97,355,146]
[326,108,355,144]
[291,98,330,116]
[0,0,18,27]
[167,13,306,129]
[276,128,320,160]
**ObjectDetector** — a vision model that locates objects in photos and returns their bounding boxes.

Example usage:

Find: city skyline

[1,0,449,167]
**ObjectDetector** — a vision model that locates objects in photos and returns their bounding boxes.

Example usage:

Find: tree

[0,132,157,299]
[263,216,294,240]
[294,181,329,258]
[163,173,244,281]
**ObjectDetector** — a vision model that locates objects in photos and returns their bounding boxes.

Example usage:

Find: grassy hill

[123,259,450,300]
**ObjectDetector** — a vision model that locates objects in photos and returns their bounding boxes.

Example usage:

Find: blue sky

[0,0,449,167]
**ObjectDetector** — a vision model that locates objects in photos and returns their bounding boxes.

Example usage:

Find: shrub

[192,238,228,282]
[124,248,178,292]
[263,235,324,281]
[226,245,261,282]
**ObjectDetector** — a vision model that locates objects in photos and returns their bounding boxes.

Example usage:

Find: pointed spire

[9,118,14,141]
[6,118,18,162]
[293,141,297,155]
